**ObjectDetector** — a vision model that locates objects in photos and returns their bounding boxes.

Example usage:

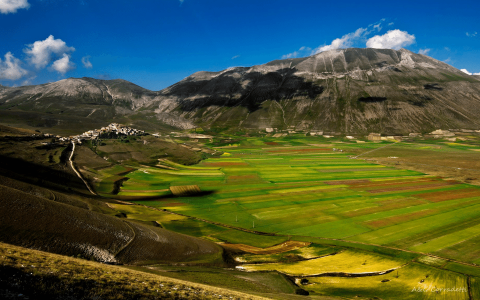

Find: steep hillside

[0,242,267,300]
[0,184,223,265]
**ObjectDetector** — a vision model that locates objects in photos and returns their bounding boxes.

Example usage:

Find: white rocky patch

[71,243,117,263]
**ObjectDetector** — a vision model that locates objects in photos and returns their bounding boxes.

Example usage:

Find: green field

[306,262,470,300]
[240,249,407,276]
[102,136,480,266]
[93,135,480,299]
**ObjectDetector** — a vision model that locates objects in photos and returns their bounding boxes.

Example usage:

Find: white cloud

[82,56,92,68]
[281,19,413,59]
[231,55,240,60]
[466,32,477,37]
[21,75,36,86]
[310,19,386,55]
[313,27,368,54]
[418,48,431,55]
[444,57,451,63]
[24,35,75,69]
[51,54,75,74]
[366,29,415,50]
[282,46,312,59]
[0,52,28,80]
[388,22,394,26]
[0,0,29,14]
[460,69,480,75]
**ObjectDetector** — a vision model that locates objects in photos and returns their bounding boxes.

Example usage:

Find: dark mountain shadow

[424,83,443,90]
[0,154,89,195]
[358,97,388,103]
[166,68,324,113]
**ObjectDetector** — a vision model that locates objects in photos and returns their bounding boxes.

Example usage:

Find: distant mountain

[1,48,480,135]
[0,78,168,135]
[151,48,480,134]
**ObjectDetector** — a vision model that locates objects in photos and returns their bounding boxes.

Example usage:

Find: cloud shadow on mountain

[166,68,324,113]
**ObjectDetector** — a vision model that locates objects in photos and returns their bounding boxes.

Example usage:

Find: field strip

[222,241,310,254]
[120,189,170,193]
[352,142,399,159]
[109,201,480,271]
[268,185,347,194]
[367,158,480,172]
[238,250,409,276]
[410,223,480,253]
[252,264,409,278]
[350,203,480,243]
[367,182,458,193]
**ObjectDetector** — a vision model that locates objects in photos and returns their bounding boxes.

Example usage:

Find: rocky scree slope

[151,48,480,134]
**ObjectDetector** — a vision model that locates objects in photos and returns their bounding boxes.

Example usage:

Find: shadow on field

[0,154,88,194]
[114,190,216,201]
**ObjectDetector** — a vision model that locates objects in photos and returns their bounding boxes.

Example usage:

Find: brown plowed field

[222,241,310,254]
[364,209,439,229]
[349,177,439,189]
[344,198,426,218]
[325,179,371,185]
[416,188,480,202]
[367,181,458,193]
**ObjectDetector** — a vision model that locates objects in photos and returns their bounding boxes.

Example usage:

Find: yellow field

[240,250,407,276]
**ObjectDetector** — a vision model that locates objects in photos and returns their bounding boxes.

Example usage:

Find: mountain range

[1,48,480,135]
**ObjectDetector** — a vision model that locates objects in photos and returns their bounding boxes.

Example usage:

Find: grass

[212,230,288,248]
[471,277,480,300]
[415,256,448,268]
[305,262,469,300]
[0,242,267,300]
[409,223,480,253]
[234,243,339,264]
[0,184,223,265]
[102,136,480,267]
[443,262,480,277]
[5,127,480,299]
[240,249,408,276]
[131,265,299,297]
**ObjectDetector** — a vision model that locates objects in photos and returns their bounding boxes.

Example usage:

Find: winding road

[68,141,96,195]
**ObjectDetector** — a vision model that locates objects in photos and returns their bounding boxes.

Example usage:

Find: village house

[367,133,381,141]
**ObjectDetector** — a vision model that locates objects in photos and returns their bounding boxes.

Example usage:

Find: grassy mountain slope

[0,184,222,264]
[0,242,268,300]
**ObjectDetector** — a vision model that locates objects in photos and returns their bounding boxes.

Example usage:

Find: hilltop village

[56,123,146,143]
[20,124,480,147]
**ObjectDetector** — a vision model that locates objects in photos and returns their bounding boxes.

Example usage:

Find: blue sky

[1,0,479,90]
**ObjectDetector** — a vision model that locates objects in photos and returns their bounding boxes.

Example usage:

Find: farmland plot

[306,263,469,300]
[239,250,407,276]
[109,137,480,265]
